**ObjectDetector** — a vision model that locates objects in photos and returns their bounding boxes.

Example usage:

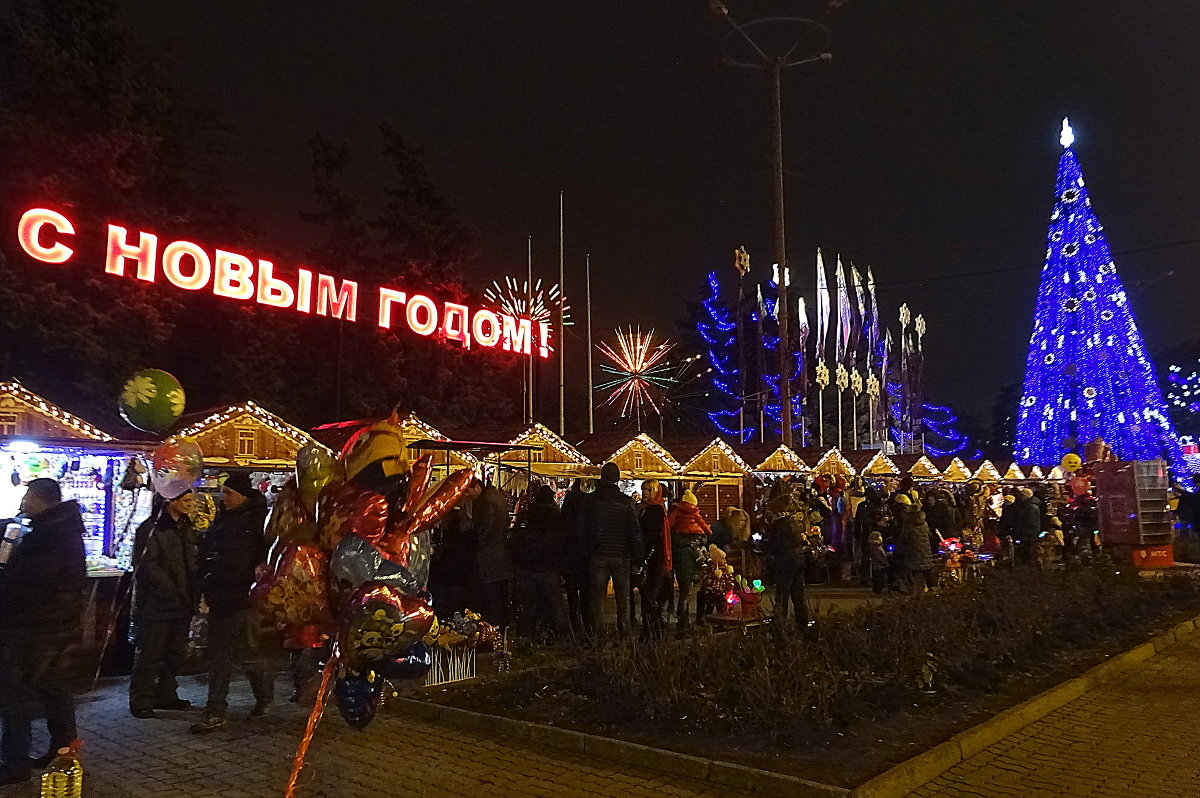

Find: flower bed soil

[407,566,1200,788]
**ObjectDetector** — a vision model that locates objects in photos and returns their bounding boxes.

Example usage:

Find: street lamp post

[711,1,832,448]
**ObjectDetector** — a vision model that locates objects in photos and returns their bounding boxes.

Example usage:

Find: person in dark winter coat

[559,480,589,634]
[668,490,711,630]
[765,499,810,628]
[637,480,672,639]
[0,479,87,784]
[854,489,891,585]
[470,480,515,629]
[579,463,643,636]
[129,491,198,718]
[428,503,476,617]
[894,493,937,591]
[511,485,569,636]
[190,474,273,733]
[1010,488,1042,563]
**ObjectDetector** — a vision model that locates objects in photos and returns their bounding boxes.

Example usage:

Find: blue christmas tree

[1014,120,1183,470]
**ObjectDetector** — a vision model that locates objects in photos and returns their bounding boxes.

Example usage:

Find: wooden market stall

[169,401,323,473]
[0,380,154,669]
[746,443,810,477]
[847,449,901,479]
[581,432,680,483]
[891,454,943,481]
[968,459,1004,483]
[808,447,857,479]
[931,456,973,482]
[0,380,150,561]
[676,438,752,519]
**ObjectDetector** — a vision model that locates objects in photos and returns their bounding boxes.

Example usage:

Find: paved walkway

[914,637,1200,798]
[0,673,751,798]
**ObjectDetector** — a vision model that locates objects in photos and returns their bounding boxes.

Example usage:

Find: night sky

[121,0,1200,428]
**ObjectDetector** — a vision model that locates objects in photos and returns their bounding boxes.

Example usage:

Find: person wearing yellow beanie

[668,489,712,630]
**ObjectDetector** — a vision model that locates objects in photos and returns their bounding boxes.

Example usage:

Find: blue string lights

[923,402,983,459]
[1014,120,1184,471]
[698,270,754,440]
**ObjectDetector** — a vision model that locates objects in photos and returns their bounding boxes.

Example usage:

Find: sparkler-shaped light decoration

[596,327,682,426]
[484,276,572,326]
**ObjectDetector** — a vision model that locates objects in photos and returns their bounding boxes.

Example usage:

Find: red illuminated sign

[16,208,550,358]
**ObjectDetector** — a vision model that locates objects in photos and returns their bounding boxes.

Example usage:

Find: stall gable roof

[931,456,972,481]
[170,401,320,450]
[609,433,681,473]
[811,448,856,476]
[0,381,114,441]
[509,423,591,465]
[860,450,900,475]
[680,438,752,475]
[1003,462,1026,480]
[911,455,942,479]
[1027,465,1045,479]
[752,444,809,473]
[400,412,449,443]
[972,459,1003,482]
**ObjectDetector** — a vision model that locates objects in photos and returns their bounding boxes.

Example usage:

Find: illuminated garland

[753,444,809,473]
[1013,120,1183,471]
[606,433,682,473]
[169,401,321,450]
[679,438,753,475]
[0,381,114,441]
[508,423,591,465]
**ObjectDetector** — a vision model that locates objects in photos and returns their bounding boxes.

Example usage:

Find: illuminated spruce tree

[1014,120,1183,470]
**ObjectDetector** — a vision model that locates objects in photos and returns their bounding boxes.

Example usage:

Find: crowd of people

[0,460,1148,784]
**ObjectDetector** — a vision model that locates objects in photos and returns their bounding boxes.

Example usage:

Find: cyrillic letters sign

[16,207,550,358]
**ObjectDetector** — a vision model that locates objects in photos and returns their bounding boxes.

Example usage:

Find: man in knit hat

[578,463,643,636]
[191,473,273,733]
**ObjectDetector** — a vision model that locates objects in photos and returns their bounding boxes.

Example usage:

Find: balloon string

[283,647,338,798]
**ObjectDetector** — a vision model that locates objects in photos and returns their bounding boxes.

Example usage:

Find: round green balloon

[118,369,186,434]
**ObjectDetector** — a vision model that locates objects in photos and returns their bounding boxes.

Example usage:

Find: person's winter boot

[189,710,225,734]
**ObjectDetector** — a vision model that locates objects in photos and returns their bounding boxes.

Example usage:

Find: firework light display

[483,277,572,326]
[596,327,700,429]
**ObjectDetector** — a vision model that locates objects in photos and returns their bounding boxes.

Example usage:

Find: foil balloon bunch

[257,419,474,733]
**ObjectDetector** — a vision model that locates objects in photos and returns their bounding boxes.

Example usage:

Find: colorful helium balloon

[260,542,332,629]
[266,478,318,544]
[333,669,383,730]
[118,369,186,433]
[378,641,433,681]
[377,468,473,564]
[296,444,343,515]
[341,583,435,668]
[150,438,202,499]
[329,534,421,600]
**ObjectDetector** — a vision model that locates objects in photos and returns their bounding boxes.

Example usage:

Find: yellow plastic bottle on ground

[39,739,82,798]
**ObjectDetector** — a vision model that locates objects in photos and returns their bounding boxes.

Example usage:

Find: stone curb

[393,697,849,797]
[848,613,1200,798]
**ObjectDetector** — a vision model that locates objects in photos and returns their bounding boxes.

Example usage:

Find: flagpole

[558,191,565,436]
[586,254,594,435]
[532,235,537,427]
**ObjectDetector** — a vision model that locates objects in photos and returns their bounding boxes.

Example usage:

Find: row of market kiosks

[1,379,1066,563]
[0,383,328,567]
